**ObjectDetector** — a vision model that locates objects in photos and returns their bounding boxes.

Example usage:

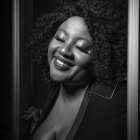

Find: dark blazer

[66,80,127,140]
[24,80,127,140]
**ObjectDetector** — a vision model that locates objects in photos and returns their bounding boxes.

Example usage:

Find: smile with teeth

[55,58,72,71]
[56,59,65,66]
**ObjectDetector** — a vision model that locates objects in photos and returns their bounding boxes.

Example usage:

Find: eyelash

[75,45,88,53]
[54,36,65,43]
[76,46,93,56]
[54,36,92,55]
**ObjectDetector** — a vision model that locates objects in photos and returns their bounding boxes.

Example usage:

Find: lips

[54,55,75,71]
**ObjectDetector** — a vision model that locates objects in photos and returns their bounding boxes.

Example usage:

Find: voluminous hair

[27,0,127,86]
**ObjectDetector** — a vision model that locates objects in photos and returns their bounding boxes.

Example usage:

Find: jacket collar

[86,79,120,100]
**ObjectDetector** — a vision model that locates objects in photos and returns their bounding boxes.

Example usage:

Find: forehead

[60,16,86,30]
[57,16,92,41]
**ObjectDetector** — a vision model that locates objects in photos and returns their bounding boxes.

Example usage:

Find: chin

[50,68,69,82]
[50,73,63,81]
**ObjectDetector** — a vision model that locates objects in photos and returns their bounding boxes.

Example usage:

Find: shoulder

[86,79,127,116]
[73,80,127,140]
[87,79,127,101]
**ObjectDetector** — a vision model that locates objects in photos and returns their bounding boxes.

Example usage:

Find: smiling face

[48,16,94,87]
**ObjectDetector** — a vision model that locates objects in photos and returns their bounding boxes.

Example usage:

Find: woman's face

[48,16,94,87]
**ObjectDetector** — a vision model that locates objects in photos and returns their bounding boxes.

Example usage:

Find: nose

[59,43,74,59]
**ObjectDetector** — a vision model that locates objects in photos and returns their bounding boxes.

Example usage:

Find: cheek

[48,39,59,64]
[74,50,92,68]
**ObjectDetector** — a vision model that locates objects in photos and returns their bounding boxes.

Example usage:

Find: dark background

[0,0,12,140]
[0,0,139,140]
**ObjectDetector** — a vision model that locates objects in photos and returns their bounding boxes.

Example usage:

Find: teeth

[56,59,64,66]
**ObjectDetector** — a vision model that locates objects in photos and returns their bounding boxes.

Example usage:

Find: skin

[48,16,94,88]
[33,16,95,140]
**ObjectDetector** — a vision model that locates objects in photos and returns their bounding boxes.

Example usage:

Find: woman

[25,0,128,139]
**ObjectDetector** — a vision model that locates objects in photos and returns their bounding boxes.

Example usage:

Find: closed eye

[75,45,93,56]
[75,45,87,53]
[54,36,65,43]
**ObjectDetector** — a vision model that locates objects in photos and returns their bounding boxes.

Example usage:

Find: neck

[59,82,89,103]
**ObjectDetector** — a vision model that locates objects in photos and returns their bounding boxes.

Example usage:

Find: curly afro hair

[27,0,128,87]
